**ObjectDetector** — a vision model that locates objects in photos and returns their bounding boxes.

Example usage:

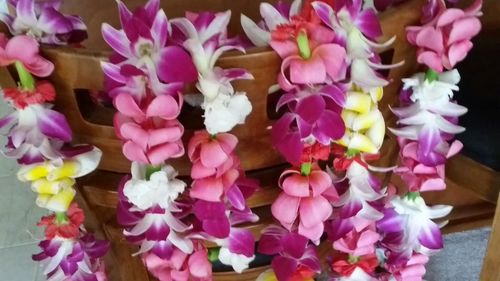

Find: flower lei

[0,0,109,280]
[242,0,482,280]
[102,0,260,279]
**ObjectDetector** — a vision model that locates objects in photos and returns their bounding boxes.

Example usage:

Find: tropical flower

[218,246,255,274]
[312,0,402,89]
[240,0,302,46]
[32,234,109,281]
[377,194,452,256]
[395,138,462,192]
[3,81,55,109]
[142,247,212,281]
[385,253,429,281]
[332,267,378,281]
[118,176,194,258]
[123,162,186,210]
[331,162,386,232]
[0,0,87,44]
[406,0,482,72]
[272,85,346,164]
[203,92,252,135]
[390,69,466,166]
[258,226,321,281]
[38,202,85,239]
[113,93,185,165]
[271,165,337,242]
[17,145,102,211]
[336,87,385,154]
[333,228,380,257]
[0,34,54,77]
[101,0,197,90]
[270,23,346,91]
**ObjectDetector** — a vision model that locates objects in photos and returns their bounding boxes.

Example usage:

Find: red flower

[301,142,331,163]
[38,203,85,239]
[3,81,55,109]
[331,253,379,276]
[289,265,316,281]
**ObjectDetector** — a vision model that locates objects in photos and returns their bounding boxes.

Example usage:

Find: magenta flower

[272,85,346,164]
[395,139,462,192]
[113,93,184,165]
[0,34,54,77]
[101,0,197,90]
[258,226,321,281]
[271,165,338,242]
[406,0,482,72]
[32,233,109,281]
[385,253,429,281]
[0,0,87,44]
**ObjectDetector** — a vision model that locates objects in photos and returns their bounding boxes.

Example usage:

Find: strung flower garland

[242,0,482,280]
[102,0,259,279]
[0,1,109,280]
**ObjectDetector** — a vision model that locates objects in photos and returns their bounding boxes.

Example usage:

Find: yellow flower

[336,87,385,153]
[17,147,101,212]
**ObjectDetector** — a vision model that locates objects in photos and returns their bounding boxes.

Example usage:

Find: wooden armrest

[480,195,500,281]
[446,154,500,204]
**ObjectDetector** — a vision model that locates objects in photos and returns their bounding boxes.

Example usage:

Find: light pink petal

[123,141,149,163]
[417,51,443,72]
[290,56,326,84]
[309,170,332,197]
[448,17,481,45]
[120,122,148,150]
[114,93,145,120]
[200,141,228,168]
[436,8,465,27]
[446,41,473,69]
[146,95,181,119]
[299,196,332,228]
[271,193,300,227]
[298,220,324,243]
[190,177,224,202]
[147,142,184,165]
[269,40,299,59]
[415,27,444,52]
[282,174,310,197]
[420,178,446,191]
[315,43,347,81]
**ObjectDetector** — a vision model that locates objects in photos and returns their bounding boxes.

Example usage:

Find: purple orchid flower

[272,85,346,164]
[101,0,197,96]
[117,176,194,259]
[0,103,71,164]
[240,0,302,47]
[32,233,109,281]
[377,195,452,257]
[258,225,321,281]
[0,0,87,44]
[312,0,403,89]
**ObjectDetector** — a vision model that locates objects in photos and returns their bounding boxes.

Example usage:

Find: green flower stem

[145,165,162,180]
[55,212,68,224]
[14,61,35,91]
[406,191,420,201]
[424,69,439,83]
[346,148,360,157]
[208,247,220,262]
[297,30,311,59]
[301,162,312,176]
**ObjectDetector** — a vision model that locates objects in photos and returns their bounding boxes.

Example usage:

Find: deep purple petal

[355,9,382,39]
[272,256,297,281]
[319,84,346,107]
[102,24,131,58]
[38,7,73,34]
[37,108,72,142]
[157,46,197,83]
[281,232,308,259]
[0,113,15,129]
[377,208,404,233]
[340,200,363,218]
[418,221,444,250]
[313,110,345,143]
[151,240,174,259]
[228,228,255,257]
[295,95,325,124]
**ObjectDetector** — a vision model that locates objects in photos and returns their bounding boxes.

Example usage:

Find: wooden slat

[446,154,500,204]
[480,195,500,281]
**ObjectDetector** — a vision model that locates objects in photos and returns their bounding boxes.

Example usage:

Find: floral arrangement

[0,0,109,280]
[0,0,482,280]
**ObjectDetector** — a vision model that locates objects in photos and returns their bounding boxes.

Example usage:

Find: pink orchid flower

[113,93,184,165]
[333,228,380,257]
[386,253,429,281]
[395,139,462,192]
[271,165,338,243]
[188,130,238,171]
[0,0,87,44]
[269,17,347,91]
[406,0,482,72]
[0,34,54,77]
[142,247,212,281]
